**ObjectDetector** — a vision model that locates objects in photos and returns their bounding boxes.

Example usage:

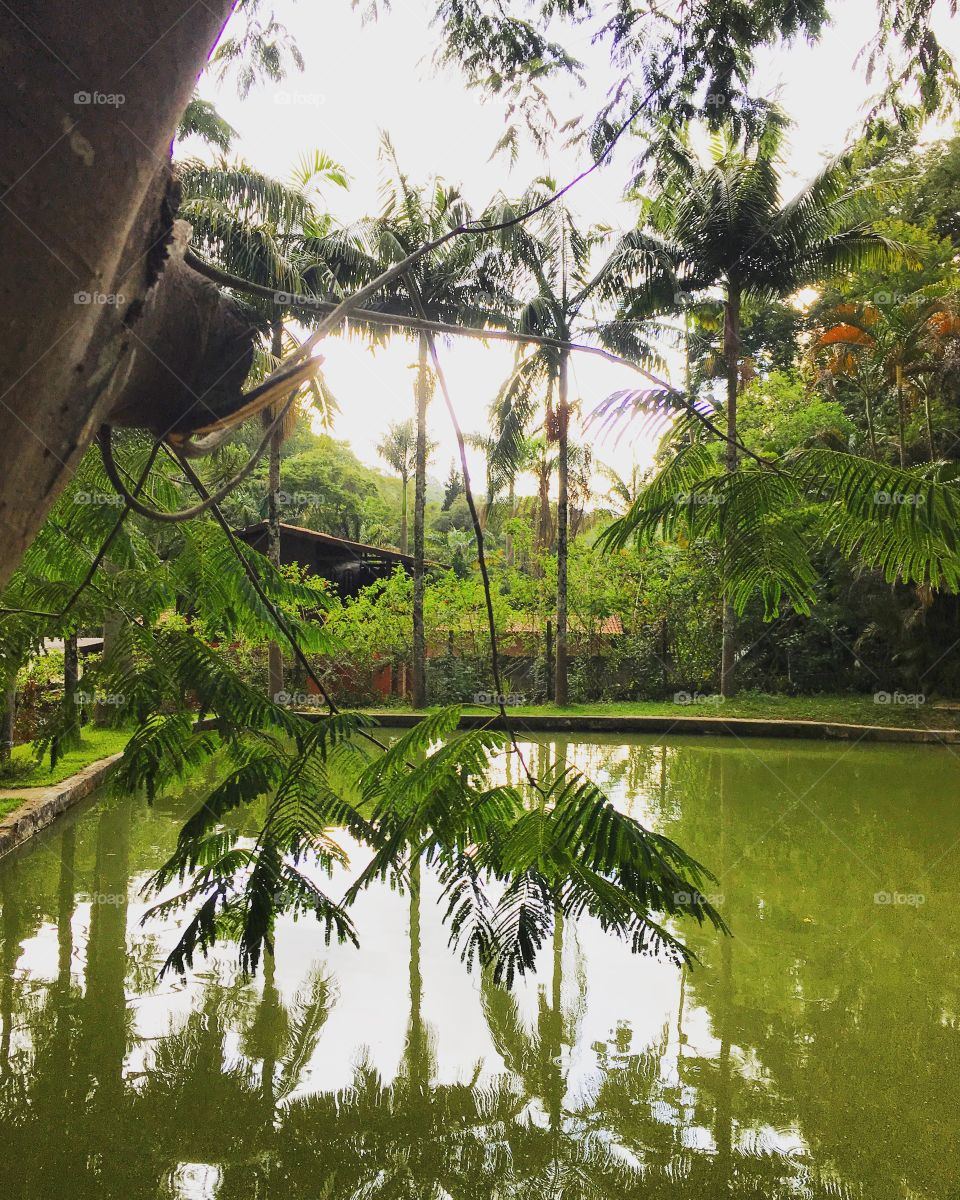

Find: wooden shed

[236,522,415,598]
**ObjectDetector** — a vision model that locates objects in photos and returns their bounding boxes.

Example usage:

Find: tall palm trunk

[554,350,570,706]
[399,471,409,556]
[505,477,516,567]
[896,365,907,468]
[720,286,741,699]
[860,381,878,458]
[266,319,284,703]
[537,457,551,552]
[924,389,936,461]
[412,334,429,709]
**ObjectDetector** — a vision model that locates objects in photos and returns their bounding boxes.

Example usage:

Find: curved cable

[97,378,304,523]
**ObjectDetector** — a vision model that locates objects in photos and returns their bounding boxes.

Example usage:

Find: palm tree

[179,150,347,699]
[62,629,80,748]
[608,119,898,695]
[599,462,646,517]
[813,293,960,465]
[328,136,515,707]
[811,304,886,457]
[377,419,418,554]
[488,185,659,704]
[567,441,595,539]
[527,435,557,554]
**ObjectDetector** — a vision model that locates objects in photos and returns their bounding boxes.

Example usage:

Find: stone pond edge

[361,711,960,744]
[0,753,123,859]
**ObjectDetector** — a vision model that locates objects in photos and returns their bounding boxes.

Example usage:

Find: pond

[0,732,958,1199]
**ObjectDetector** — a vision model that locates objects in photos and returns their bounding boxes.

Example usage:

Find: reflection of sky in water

[8,737,799,1155]
[167,1163,222,1200]
[5,732,960,1197]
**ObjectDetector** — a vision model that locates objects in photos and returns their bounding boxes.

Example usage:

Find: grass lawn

[362,691,960,730]
[0,727,132,812]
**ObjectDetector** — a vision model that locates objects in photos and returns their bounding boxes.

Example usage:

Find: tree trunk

[545,618,553,701]
[412,334,429,709]
[538,381,555,557]
[720,287,741,700]
[407,855,427,1094]
[896,367,907,468]
[392,470,407,701]
[96,599,129,724]
[924,389,936,461]
[546,905,565,1132]
[400,472,409,556]
[505,477,515,567]
[258,949,280,1113]
[538,459,552,553]
[54,826,76,1076]
[0,1,236,590]
[266,320,284,702]
[81,799,130,1109]
[0,683,15,761]
[0,863,19,1064]
[64,631,81,744]
[554,351,570,706]
[863,387,878,458]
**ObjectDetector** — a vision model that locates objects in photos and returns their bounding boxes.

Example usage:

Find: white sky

[186,0,960,491]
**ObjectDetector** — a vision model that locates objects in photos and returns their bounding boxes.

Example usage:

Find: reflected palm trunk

[676,960,686,1072]
[546,907,565,1133]
[260,949,280,1113]
[81,800,130,1107]
[57,827,76,994]
[406,855,429,1095]
[715,933,734,1180]
[713,753,734,1183]
[52,826,76,1088]
[0,861,20,1074]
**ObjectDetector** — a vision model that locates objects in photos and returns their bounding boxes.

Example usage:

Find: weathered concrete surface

[0,753,122,858]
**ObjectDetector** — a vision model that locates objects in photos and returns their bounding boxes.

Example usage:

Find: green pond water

[1,732,959,1199]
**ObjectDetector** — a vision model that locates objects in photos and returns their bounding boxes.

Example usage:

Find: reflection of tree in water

[2,738,959,1199]
[272,854,526,1200]
[643,739,960,1200]
[0,833,335,1197]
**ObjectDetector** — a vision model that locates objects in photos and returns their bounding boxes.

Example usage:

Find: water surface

[1,733,958,1199]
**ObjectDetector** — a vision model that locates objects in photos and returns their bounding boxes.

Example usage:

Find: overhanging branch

[184,249,676,387]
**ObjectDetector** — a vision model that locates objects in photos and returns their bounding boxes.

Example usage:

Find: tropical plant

[178,149,348,697]
[599,463,646,517]
[321,135,517,706]
[812,290,960,464]
[378,420,419,554]
[603,117,900,693]
[176,94,237,152]
[599,434,960,641]
[487,182,662,703]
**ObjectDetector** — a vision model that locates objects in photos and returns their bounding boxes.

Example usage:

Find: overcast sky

[186,0,960,491]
